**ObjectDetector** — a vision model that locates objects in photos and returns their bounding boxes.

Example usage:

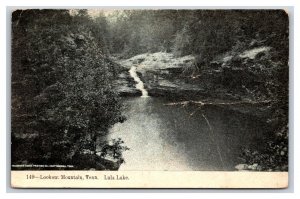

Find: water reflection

[108,97,269,171]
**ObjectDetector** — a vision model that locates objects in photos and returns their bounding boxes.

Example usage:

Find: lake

[108,96,269,171]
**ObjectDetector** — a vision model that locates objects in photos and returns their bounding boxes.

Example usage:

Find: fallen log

[164,99,273,107]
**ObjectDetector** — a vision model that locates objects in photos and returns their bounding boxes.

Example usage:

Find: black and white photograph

[10,8,289,188]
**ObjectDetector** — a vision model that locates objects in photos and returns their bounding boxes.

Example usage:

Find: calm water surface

[108,97,268,171]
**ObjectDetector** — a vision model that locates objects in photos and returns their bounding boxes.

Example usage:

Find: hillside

[11,10,127,170]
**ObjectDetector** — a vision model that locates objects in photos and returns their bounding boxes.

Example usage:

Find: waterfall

[129,66,149,97]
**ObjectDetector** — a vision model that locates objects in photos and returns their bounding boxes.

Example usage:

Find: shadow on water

[108,96,270,171]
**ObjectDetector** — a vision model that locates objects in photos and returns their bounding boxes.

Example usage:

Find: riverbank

[111,50,288,171]
[112,52,275,119]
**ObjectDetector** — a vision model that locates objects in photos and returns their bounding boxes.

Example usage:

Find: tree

[12,9,125,169]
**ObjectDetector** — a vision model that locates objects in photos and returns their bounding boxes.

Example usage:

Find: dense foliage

[102,10,289,171]
[11,9,289,171]
[11,10,126,169]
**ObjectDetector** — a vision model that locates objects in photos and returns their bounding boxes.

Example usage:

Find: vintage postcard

[11,9,289,188]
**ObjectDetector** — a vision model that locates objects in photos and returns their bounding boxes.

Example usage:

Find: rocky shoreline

[113,52,274,120]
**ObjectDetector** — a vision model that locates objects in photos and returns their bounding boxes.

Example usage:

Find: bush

[239,125,288,171]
